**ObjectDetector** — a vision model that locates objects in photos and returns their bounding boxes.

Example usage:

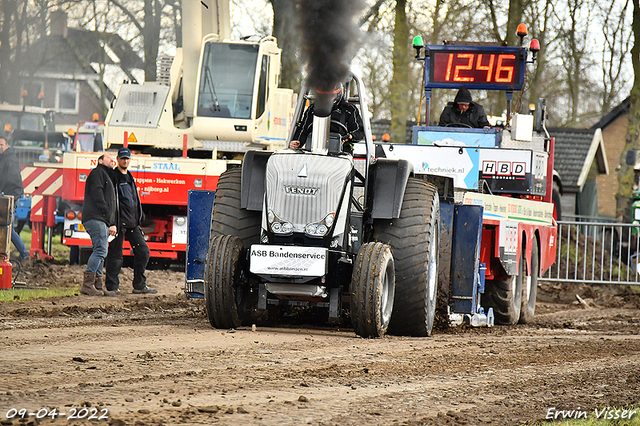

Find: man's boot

[81,272,103,296]
[95,274,118,297]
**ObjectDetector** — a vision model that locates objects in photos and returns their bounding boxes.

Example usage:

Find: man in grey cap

[105,147,156,294]
[438,86,491,128]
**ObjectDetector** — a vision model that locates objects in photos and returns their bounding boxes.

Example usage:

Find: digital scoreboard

[425,45,527,91]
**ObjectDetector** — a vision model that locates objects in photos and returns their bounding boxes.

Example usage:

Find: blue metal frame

[185,189,216,299]
[450,204,484,314]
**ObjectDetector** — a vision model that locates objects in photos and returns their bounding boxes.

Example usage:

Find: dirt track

[0,264,639,425]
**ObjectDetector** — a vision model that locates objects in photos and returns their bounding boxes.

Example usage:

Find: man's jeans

[84,219,108,274]
[11,228,29,259]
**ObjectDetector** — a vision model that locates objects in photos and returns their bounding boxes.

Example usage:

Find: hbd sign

[482,161,526,177]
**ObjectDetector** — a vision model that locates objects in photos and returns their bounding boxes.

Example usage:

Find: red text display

[430,50,523,89]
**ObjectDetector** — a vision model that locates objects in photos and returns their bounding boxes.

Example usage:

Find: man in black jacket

[0,137,30,261]
[439,87,491,128]
[105,147,155,294]
[81,153,117,296]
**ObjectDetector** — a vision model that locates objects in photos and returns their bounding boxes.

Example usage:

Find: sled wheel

[519,236,539,324]
[351,242,395,338]
[210,168,262,247]
[484,246,523,325]
[205,235,248,329]
[552,181,562,221]
[372,178,440,337]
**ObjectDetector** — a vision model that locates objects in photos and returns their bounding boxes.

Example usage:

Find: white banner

[250,245,328,276]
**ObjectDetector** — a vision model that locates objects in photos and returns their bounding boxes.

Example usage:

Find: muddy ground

[0,262,639,426]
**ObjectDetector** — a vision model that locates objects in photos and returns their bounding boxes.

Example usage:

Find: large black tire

[484,245,523,325]
[372,178,440,337]
[519,236,539,323]
[210,168,261,247]
[205,235,249,329]
[351,242,395,338]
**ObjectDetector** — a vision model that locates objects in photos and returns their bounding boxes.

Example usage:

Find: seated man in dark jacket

[439,86,490,128]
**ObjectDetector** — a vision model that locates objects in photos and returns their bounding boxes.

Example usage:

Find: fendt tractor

[187,26,558,338]
[57,0,294,263]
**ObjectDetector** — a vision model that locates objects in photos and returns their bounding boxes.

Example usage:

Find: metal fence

[542,220,640,285]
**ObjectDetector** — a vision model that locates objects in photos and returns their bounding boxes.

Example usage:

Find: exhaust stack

[310,115,331,153]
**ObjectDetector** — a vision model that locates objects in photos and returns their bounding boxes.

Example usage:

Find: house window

[56,81,79,113]
[21,81,44,107]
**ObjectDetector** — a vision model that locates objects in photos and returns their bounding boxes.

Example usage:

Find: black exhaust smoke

[296,0,365,117]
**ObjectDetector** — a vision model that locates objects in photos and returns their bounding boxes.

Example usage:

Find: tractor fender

[370,158,412,219]
[241,151,273,211]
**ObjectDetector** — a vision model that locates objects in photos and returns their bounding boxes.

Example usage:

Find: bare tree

[616,0,640,221]
[269,0,300,91]
[558,0,594,125]
[108,0,167,82]
[599,0,632,114]
[0,0,44,104]
[388,0,409,142]
[525,0,555,110]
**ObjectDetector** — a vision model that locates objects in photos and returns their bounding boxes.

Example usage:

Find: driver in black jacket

[439,86,490,128]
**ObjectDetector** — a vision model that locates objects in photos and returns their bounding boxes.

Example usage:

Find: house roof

[549,127,608,192]
[26,29,143,76]
[590,97,630,130]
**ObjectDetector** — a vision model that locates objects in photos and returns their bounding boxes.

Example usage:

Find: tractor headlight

[268,210,293,235]
[325,213,334,227]
[281,222,293,234]
[304,212,335,238]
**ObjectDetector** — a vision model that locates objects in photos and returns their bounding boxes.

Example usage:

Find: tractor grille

[265,153,352,233]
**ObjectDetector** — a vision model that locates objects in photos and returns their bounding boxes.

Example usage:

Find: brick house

[590,98,631,219]
[549,128,608,220]
[16,10,142,130]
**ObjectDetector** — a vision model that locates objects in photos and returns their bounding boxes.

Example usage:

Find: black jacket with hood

[82,163,117,227]
[111,168,144,232]
[0,147,24,200]
[438,87,491,128]
[293,101,365,148]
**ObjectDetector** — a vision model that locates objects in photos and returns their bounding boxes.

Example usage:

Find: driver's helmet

[317,83,344,107]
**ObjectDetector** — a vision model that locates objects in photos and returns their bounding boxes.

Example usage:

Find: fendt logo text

[284,186,319,195]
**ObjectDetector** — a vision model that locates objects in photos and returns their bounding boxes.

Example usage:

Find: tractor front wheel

[351,242,395,338]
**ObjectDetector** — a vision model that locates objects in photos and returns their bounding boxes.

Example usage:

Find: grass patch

[0,286,78,302]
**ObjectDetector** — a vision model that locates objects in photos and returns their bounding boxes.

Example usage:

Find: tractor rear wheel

[210,168,261,247]
[519,237,539,323]
[483,248,523,325]
[205,235,249,329]
[372,178,440,337]
[351,242,395,338]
